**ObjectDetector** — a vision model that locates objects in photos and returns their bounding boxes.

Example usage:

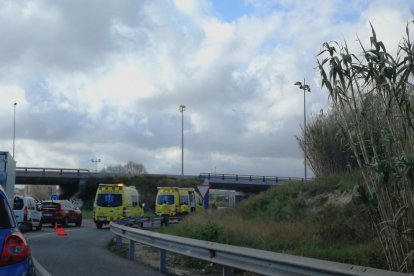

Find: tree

[296,109,359,177]
[101,161,147,175]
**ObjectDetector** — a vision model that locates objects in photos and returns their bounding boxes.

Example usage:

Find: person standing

[160,200,169,227]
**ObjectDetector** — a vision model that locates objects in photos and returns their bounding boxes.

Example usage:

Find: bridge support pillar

[116,235,122,245]
[78,179,86,187]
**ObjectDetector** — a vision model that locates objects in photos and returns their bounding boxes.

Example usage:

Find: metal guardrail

[16,167,305,184]
[110,222,406,276]
[199,173,312,184]
[16,167,90,177]
[114,216,182,228]
[15,167,199,180]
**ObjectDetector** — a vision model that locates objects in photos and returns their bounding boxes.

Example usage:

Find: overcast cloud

[0,0,413,177]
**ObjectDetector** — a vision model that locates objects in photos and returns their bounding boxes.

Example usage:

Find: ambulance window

[180,195,189,204]
[157,195,174,204]
[131,195,138,206]
[97,194,122,207]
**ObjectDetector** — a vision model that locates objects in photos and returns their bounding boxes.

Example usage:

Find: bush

[317,202,373,244]
[191,222,228,243]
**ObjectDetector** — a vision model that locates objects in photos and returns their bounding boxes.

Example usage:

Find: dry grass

[161,176,386,269]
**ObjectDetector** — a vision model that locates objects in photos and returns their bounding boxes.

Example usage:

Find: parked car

[0,186,36,275]
[41,200,82,227]
[13,196,42,232]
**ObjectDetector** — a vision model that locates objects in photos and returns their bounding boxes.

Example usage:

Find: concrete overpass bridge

[198,173,304,192]
[16,167,305,193]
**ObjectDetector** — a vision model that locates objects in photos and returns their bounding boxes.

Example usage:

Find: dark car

[0,186,35,275]
[41,200,82,227]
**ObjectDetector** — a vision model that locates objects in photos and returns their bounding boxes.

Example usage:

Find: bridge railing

[16,167,90,176]
[110,222,404,276]
[199,173,306,183]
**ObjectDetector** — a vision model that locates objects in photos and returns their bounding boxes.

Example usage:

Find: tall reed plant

[317,20,414,272]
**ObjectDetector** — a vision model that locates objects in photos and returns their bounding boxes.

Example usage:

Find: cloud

[0,0,412,178]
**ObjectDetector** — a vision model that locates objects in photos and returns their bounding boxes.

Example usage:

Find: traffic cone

[57,226,67,236]
[53,223,58,232]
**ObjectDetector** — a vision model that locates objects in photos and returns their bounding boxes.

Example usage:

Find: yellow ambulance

[93,183,144,229]
[155,187,200,216]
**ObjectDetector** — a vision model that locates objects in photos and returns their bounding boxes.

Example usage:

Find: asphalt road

[24,219,163,276]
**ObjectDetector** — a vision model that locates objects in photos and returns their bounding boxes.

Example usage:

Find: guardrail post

[222,266,233,276]
[276,177,278,183]
[116,235,122,246]
[129,240,135,260]
[159,249,166,273]
[222,174,224,180]
[236,175,238,181]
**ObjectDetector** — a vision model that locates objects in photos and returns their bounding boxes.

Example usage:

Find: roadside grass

[160,172,387,269]
[81,208,93,219]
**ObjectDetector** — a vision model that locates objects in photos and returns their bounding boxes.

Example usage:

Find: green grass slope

[160,172,387,269]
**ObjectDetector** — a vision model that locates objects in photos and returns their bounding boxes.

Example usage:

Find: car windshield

[13,197,24,210]
[157,195,175,205]
[96,194,122,207]
[41,202,60,209]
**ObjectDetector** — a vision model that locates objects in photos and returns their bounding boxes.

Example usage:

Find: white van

[13,195,43,231]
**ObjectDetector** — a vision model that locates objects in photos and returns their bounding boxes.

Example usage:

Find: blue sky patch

[211,0,253,22]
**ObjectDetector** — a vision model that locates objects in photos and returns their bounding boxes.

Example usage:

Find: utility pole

[91,158,101,172]
[179,105,186,175]
[13,103,17,158]
[294,79,311,181]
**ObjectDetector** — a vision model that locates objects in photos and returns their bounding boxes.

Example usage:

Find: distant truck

[0,152,16,201]
[155,187,202,216]
[93,184,144,229]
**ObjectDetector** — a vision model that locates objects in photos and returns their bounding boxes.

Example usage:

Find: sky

[0,0,412,177]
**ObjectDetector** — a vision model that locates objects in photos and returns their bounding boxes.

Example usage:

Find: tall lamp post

[13,103,17,158]
[294,79,311,180]
[91,158,101,172]
[179,105,186,175]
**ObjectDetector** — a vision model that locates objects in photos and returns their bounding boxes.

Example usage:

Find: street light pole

[91,158,101,172]
[179,105,186,175]
[13,103,17,158]
[294,79,311,180]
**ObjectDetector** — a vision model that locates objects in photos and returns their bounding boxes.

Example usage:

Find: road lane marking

[33,257,52,276]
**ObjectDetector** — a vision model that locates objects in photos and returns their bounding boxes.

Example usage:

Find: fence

[110,222,406,276]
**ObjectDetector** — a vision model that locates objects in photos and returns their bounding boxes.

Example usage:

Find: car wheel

[76,216,82,227]
[28,220,34,231]
[96,222,103,229]
[62,217,69,227]
[35,221,42,231]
